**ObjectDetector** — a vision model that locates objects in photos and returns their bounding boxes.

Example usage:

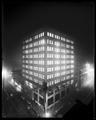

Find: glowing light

[2,65,12,88]
[2,67,9,80]
[43,111,51,118]
[82,63,94,90]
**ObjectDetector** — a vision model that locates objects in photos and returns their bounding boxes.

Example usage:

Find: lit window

[71,74,74,78]
[58,36,60,39]
[55,66,60,71]
[39,34,41,38]
[29,66,33,70]
[47,82,49,87]
[71,41,74,44]
[66,39,70,43]
[71,80,74,84]
[29,43,33,48]
[47,61,53,65]
[71,60,74,64]
[62,37,65,41]
[47,32,49,36]
[61,55,65,59]
[71,55,74,59]
[66,75,70,79]
[51,33,54,37]
[55,41,60,46]
[54,72,60,77]
[66,65,71,69]
[71,69,74,73]
[66,55,70,58]
[55,35,57,39]
[55,48,60,52]
[49,33,51,37]
[71,46,74,49]
[40,39,45,44]
[47,54,53,58]
[55,54,60,58]
[66,70,70,74]
[61,66,65,70]
[61,60,65,64]
[61,49,65,53]
[71,51,74,54]
[29,71,33,75]
[55,60,60,64]
[71,65,74,68]
[66,50,70,54]
[29,38,32,42]
[66,44,70,48]
[26,60,28,63]
[61,71,65,75]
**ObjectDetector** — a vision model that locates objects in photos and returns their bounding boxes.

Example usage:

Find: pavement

[2,85,37,118]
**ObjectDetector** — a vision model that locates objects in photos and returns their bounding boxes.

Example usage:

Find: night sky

[3,1,94,69]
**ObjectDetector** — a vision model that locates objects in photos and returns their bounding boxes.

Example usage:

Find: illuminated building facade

[22,28,75,115]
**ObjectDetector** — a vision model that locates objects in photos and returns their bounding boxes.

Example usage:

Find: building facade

[22,28,75,115]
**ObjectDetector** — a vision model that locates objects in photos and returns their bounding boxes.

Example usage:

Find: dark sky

[3,1,94,68]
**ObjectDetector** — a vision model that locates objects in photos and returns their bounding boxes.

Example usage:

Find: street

[2,85,37,118]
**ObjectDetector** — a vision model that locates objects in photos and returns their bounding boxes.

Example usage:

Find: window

[61,37,65,41]
[71,74,74,78]
[71,55,74,59]
[39,54,44,58]
[66,70,70,74]
[51,33,54,38]
[26,45,29,49]
[61,55,65,59]
[71,60,74,63]
[71,69,74,73]
[71,46,74,49]
[47,60,53,65]
[47,54,53,58]
[47,39,53,44]
[66,39,70,43]
[55,66,60,71]
[71,41,74,44]
[47,74,53,79]
[55,41,60,46]
[61,66,65,70]
[66,44,70,48]
[22,65,25,68]
[25,50,28,54]
[47,68,53,72]
[55,54,60,58]
[66,65,70,69]
[71,79,74,84]
[29,65,33,70]
[71,51,74,54]
[66,50,70,54]
[61,49,65,53]
[61,71,65,75]
[29,43,33,48]
[47,46,53,51]
[34,42,38,47]
[55,48,60,52]
[54,72,60,77]
[47,32,49,36]
[26,60,28,64]
[55,60,60,64]
[66,75,70,79]
[61,60,65,64]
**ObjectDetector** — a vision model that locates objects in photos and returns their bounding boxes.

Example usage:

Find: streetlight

[82,63,94,90]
